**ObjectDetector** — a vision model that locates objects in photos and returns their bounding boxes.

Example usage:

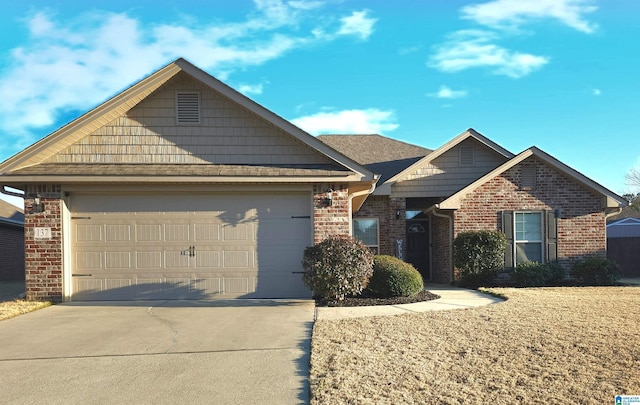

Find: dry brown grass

[311,287,640,404]
[0,299,50,321]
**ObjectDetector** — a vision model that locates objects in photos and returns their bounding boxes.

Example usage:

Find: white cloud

[461,0,598,34]
[429,85,468,99]
[428,30,549,78]
[291,109,398,135]
[237,83,265,96]
[337,10,377,40]
[592,88,601,96]
[0,3,375,151]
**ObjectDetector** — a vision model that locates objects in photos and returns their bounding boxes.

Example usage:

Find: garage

[70,192,312,300]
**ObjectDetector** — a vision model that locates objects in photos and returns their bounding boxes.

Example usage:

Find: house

[0,58,376,302]
[0,58,627,302]
[606,217,640,277]
[320,130,628,283]
[0,200,24,281]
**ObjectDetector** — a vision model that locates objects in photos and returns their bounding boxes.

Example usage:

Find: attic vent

[176,92,200,124]
[520,164,537,190]
[459,146,474,166]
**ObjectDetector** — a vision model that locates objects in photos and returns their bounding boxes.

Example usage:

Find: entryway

[406,219,430,280]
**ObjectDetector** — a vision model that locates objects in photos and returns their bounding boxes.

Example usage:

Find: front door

[406,220,430,280]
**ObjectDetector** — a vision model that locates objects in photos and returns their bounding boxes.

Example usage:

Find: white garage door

[70,192,312,300]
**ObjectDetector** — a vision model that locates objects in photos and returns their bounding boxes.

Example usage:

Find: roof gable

[0,58,374,183]
[438,146,629,210]
[376,128,514,195]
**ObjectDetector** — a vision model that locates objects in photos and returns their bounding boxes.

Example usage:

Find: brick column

[313,183,349,244]
[24,185,63,302]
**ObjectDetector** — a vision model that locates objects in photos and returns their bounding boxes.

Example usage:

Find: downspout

[605,207,623,219]
[431,205,454,284]
[348,176,379,237]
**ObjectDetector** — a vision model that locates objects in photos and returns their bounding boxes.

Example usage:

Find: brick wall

[354,196,406,256]
[24,185,63,302]
[454,157,606,276]
[313,183,350,244]
[0,223,25,281]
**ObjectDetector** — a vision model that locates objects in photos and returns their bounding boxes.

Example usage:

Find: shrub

[366,255,424,298]
[452,231,508,287]
[302,235,374,301]
[570,257,621,286]
[511,261,566,287]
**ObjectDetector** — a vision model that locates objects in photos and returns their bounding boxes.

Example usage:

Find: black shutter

[546,210,558,262]
[502,211,514,268]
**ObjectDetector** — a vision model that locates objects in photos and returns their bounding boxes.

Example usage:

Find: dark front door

[406,220,430,280]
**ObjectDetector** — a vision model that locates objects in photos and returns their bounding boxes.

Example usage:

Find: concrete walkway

[314,284,504,320]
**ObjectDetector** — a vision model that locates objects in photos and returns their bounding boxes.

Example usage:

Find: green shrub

[452,231,508,287]
[366,255,424,298]
[302,235,374,301]
[570,257,621,286]
[511,261,566,287]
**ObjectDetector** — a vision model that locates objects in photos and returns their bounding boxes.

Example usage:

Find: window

[502,210,558,268]
[514,212,543,264]
[176,92,201,124]
[353,218,379,254]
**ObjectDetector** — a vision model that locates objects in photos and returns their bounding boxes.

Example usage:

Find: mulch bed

[315,289,440,307]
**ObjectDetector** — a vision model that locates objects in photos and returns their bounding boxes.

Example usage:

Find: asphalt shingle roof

[317,134,431,183]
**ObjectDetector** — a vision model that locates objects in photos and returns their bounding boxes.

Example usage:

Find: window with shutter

[176,92,200,124]
[503,209,558,268]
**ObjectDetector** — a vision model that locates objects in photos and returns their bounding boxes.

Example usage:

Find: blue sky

[0,0,638,208]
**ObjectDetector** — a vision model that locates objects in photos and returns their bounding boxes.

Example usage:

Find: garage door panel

[71,192,312,300]
[195,250,221,268]
[136,251,163,269]
[105,252,131,269]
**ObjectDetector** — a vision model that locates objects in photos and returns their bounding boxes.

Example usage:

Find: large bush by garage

[302,235,374,301]
[366,255,424,298]
[452,230,508,287]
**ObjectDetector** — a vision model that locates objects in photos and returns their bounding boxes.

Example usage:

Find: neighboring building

[0,200,25,281]
[0,58,628,301]
[607,217,640,278]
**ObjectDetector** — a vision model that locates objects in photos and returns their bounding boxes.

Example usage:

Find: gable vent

[520,164,537,190]
[176,92,200,124]
[459,146,475,166]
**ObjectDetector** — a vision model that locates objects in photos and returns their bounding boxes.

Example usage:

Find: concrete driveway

[0,299,314,404]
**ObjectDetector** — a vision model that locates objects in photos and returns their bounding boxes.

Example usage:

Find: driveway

[0,299,314,404]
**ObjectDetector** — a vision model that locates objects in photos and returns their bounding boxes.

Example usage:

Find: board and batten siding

[392,138,508,198]
[47,73,332,166]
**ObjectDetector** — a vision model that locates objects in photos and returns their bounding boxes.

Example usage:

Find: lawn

[0,299,50,321]
[311,287,640,404]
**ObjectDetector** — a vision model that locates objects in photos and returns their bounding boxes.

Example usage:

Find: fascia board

[0,174,368,184]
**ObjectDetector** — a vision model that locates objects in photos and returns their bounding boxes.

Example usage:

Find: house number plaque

[34,227,52,240]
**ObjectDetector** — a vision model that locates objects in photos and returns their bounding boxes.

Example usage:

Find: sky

[0,0,638,209]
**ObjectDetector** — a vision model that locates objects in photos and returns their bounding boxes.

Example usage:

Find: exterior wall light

[31,194,45,213]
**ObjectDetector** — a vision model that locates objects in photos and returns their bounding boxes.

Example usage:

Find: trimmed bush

[452,230,508,287]
[570,257,621,286]
[366,255,424,298]
[511,261,565,287]
[302,235,374,301]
